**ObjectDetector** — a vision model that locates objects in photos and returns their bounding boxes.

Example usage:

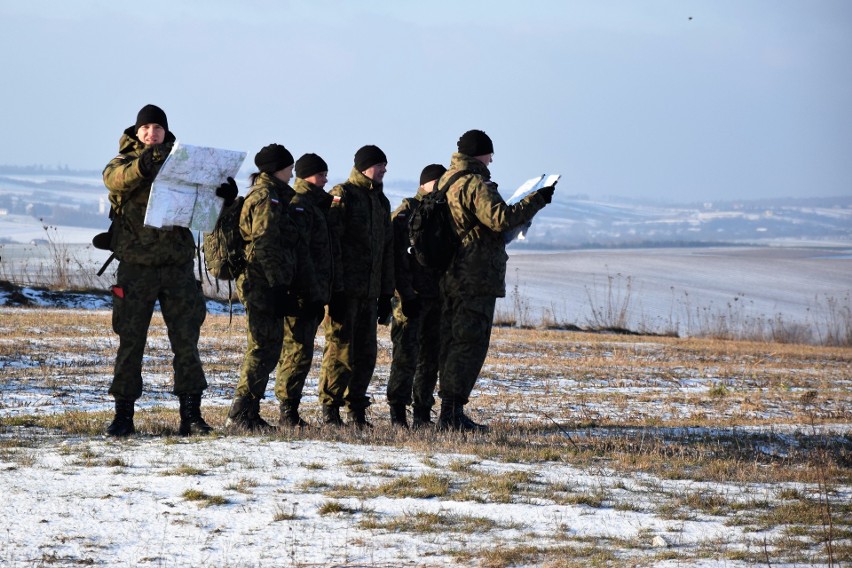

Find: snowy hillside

[1,172,850,247]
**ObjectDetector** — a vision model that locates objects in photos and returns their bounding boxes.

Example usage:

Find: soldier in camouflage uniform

[438,130,556,431]
[225,144,302,431]
[102,104,235,437]
[320,145,394,427]
[387,164,447,429]
[274,153,339,427]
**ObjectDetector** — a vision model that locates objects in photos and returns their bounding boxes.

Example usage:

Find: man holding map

[102,104,237,437]
[437,129,556,432]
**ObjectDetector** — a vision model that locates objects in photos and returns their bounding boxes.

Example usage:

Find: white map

[144,142,246,232]
[504,174,560,243]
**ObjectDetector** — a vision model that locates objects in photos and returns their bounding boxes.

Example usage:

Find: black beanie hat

[135,104,168,131]
[296,153,329,179]
[354,145,387,172]
[457,129,494,157]
[254,143,295,173]
[419,163,447,186]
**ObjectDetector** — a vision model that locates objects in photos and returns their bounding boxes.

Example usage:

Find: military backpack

[203,195,247,280]
[407,170,471,273]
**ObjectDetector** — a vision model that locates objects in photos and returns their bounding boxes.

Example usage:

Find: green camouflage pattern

[319,168,394,412]
[275,178,338,405]
[239,173,300,289]
[387,294,441,409]
[442,153,548,298]
[289,178,338,304]
[327,168,394,299]
[391,190,441,301]
[437,292,496,405]
[319,296,379,411]
[232,173,303,400]
[275,309,325,403]
[103,127,196,266]
[109,260,208,401]
[233,276,284,399]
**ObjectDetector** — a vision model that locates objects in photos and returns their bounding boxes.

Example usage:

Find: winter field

[0,244,851,567]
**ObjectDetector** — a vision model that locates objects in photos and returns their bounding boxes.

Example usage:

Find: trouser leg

[387,301,418,407]
[412,296,441,412]
[235,288,284,400]
[438,294,495,406]
[345,297,378,412]
[275,312,320,403]
[158,263,208,395]
[109,261,157,402]
[319,296,355,407]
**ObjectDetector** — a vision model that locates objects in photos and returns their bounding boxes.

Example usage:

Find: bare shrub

[584,269,634,331]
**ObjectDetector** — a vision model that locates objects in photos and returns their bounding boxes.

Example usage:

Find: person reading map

[101,104,239,437]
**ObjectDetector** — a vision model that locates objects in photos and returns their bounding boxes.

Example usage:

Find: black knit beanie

[254,143,295,173]
[296,153,329,179]
[457,129,494,157]
[354,145,387,172]
[419,164,447,186]
[135,104,168,131]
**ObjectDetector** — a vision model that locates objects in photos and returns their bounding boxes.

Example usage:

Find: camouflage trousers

[276,309,324,403]
[387,295,441,410]
[109,260,207,401]
[234,274,285,400]
[438,293,496,405]
[319,296,378,411]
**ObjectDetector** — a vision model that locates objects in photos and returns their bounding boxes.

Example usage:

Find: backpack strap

[435,170,472,196]
[435,170,475,243]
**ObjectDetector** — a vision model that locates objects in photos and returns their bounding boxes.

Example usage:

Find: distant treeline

[0,164,101,176]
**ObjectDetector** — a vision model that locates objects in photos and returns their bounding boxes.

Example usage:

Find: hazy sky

[1,0,850,202]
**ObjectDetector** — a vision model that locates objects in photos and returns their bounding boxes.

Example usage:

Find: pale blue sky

[1,0,850,202]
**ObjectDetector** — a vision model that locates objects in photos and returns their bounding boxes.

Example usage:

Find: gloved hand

[269,285,300,318]
[138,143,171,177]
[536,181,558,204]
[401,296,421,319]
[377,295,393,325]
[327,292,348,322]
[303,300,326,321]
[216,176,239,207]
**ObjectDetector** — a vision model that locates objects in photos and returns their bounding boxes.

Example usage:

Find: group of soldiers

[102,104,556,437]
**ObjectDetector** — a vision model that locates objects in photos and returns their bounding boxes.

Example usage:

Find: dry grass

[1,308,850,565]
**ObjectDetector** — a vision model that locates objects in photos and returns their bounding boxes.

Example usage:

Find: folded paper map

[504,174,560,243]
[144,142,246,232]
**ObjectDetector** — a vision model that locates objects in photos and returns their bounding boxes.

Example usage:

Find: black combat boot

[178,393,213,436]
[226,396,273,432]
[321,405,344,427]
[437,398,489,433]
[411,406,433,430]
[106,399,136,437]
[279,400,309,428]
[248,397,274,431]
[389,404,409,429]
[346,407,372,429]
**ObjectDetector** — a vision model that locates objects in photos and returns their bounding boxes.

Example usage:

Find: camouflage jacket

[239,173,299,289]
[327,168,394,299]
[289,177,339,304]
[442,152,548,298]
[391,189,441,300]
[102,127,195,266]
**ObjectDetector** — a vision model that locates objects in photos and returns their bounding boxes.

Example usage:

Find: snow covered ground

[0,242,850,566]
[1,291,850,566]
